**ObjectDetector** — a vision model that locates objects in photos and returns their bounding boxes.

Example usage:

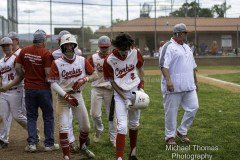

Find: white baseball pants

[90,87,116,143]
[0,90,27,143]
[53,89,75,143]
[57,92,90,134]
[163,90,199,140]
[114,87,141,135]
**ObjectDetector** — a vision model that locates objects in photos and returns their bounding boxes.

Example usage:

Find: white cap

[57,30,70,40]
[8,31,19,39]
[98,36,111,47]
[0,37,13,46]
[173,23,190,33]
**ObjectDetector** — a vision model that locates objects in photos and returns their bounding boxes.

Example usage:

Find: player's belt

[9,87,18,91]
[67,90,81,94]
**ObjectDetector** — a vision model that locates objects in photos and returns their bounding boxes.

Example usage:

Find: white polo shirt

[159,38,197,94]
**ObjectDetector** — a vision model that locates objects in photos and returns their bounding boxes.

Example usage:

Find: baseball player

[103,33,145,160]
[88,36,116,147]
[7,32,22,55]
[0,32,22,148]
[159,23,199,145]
[49,34,97,160]
[0,37,28,148]
[52,30,84,153]
[3,29,59,152]
[52,30,82,59]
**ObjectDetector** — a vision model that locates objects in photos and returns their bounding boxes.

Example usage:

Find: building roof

[96,17,240,33]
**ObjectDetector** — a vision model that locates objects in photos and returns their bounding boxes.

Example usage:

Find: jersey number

[130,73,135,80]
[8,73,14,81]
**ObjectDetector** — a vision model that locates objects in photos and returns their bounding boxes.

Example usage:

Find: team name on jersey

[62,68,82,79]
[96,63,103,72]
[115,64,135,78]
[0,66,12,74]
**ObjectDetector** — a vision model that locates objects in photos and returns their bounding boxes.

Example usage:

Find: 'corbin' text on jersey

[62,68,82,79]
[115,64,135,78]
[1,66,12,74]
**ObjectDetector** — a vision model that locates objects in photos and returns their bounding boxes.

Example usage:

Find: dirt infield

[0,114,63,160]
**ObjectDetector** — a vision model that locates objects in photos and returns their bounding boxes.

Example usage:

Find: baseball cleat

[25,144,37,152]
[44,143,60,151]
[63,155,70,160]
[166,137,176,145]
[129,155,138,160]
[93,133,101,143]
[0,140,8,149]
[80,146,95,159]
[176,131,190,143]
[70,141,79,153]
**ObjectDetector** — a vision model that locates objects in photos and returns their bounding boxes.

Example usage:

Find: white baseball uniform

[89,52,116,143]
[49,55,93,136]
[51,48,82,143]
[103,48,144,135]
[159,38,199,140]
[0,50,27,144]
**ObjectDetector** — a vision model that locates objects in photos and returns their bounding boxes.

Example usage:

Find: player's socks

[59,132,70,158]
[79,131,89,149]
[116,133,126,159]
[129,129,138,156]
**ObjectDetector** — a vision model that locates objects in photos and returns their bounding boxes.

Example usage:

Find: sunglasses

[100,46,109,49]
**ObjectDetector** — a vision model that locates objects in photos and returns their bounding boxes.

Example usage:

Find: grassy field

[76,75,240,160]
[209,73,240,85]
[144,65,240,71]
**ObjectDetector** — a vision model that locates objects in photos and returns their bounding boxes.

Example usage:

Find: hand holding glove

[72,77,89,91]
[64,93,79,107]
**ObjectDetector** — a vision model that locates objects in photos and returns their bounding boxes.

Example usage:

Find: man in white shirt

[159,23,199,145]
[157,40,165,58]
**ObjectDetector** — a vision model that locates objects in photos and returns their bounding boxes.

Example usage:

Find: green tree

[98,26,107,30]
[77,27,97,51]
[211,2,231,17]
[112,18,125,24]
[170,1,213,17]
[199,8,213,17]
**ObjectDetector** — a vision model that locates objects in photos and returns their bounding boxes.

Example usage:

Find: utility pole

[126,0,129,21]
[82,0,84,53]
[224,0,227,17]
[194,0,197,55]
[154,0,157,51]
[23,9,35,41]
[50,0,53,49]
[185,0,188,17]
[237,24,239,55]
[111,0,113,39]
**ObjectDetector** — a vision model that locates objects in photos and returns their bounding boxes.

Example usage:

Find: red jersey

[16,45,53,89]
[103,48,144,90]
